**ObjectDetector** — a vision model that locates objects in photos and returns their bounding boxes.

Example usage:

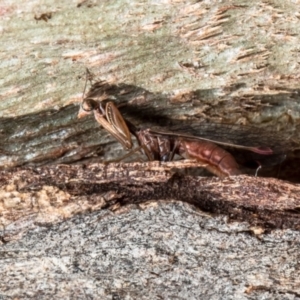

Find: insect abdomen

[178,139,241,177]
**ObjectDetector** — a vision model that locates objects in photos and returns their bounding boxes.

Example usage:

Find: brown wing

[148,129,273,155]
[93,102,132,150]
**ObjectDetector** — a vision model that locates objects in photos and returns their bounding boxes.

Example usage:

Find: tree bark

[1,0,300,299]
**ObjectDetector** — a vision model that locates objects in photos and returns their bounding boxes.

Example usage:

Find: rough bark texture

[1,162,300,241]
[1,0,300,299]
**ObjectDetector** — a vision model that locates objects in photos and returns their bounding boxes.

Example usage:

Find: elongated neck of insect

[97,101,106,115]
[125,119,139,136]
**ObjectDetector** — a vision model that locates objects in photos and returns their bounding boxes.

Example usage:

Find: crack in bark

[0,161,300,242]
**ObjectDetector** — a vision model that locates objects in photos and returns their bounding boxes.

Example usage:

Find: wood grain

[1,161,300,243]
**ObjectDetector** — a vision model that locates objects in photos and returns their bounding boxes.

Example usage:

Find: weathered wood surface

[1,162,300,299]
[1,0,300,126]
[1,162,300,240]
[1,0,300,299]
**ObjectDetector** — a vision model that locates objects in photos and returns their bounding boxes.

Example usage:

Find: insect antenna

[82,68,94,100]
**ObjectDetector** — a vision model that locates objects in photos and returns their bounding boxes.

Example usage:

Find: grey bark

[1,0,300,299]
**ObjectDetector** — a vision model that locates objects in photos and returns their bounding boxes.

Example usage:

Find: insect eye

[81,99,94,112]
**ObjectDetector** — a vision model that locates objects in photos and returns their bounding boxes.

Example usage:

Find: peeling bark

[1,161,300,243]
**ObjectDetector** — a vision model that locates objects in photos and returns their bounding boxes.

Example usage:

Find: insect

[78,98,287,177]
[127,122,242,177]
[77,69,133,150]
[78,98,132,150]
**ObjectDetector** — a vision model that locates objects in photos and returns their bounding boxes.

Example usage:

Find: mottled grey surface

[1,201,300,299]
[1,0,300,128]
